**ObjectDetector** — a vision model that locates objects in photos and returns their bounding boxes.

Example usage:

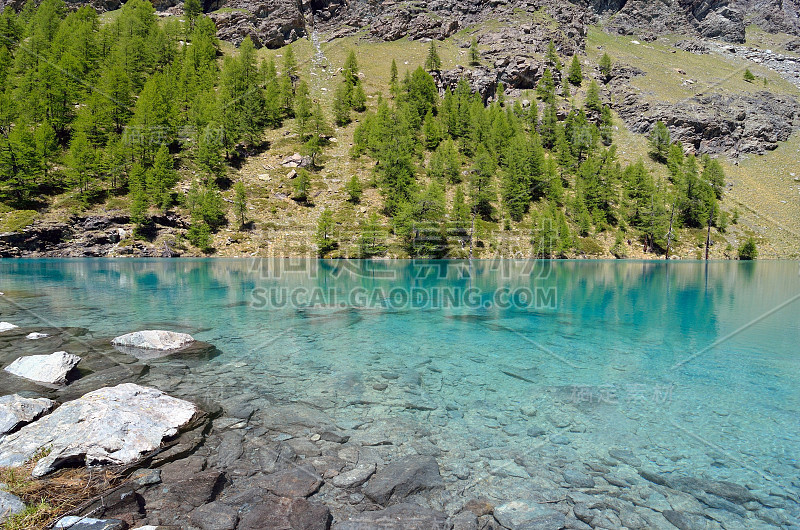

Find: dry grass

[586,27,799,104]
[0,451,122,530]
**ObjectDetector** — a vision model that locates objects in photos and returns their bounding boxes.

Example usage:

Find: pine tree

[584,80,602,113]
[333,83,352,126]
[345,174,362,203]
[293,168,311,202]
[283,45,297,77]
[599,53,612,81]
[666,142,684,184]
[702,158,725,199]
[390,59,398,84]
[294,81,313,138]
[351,83,367,112]
[649,121,671,162]
[358,212,387,258]
[496,82,506,107]
[425,40,442,72]
[147,143,178,210]
[233,181,247,228]
[537,68,556,104]
[423,110,441,150]
[567,54,582,86]
[343,50,359,87]
[540,100,558,149]
[129,163,149,227]
[546,40,561,71]
[469,38,480,66]
[451,185,470,233]
[183,0,201,30]
[470,144,496,220]
[196,123,225,180]
[315,208,337,256]
[743,68,755,82]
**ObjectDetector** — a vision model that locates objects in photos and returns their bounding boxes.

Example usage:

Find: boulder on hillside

[0,394,55,435]
[0,383,198,477]
[4,351,81,385]
[0,322,18,333]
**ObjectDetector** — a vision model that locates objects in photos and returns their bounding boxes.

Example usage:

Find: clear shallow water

[1,259,799,513]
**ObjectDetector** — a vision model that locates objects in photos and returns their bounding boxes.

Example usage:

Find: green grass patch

[0,210,37,233]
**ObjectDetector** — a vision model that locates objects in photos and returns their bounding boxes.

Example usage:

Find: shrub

[738,237,758,260]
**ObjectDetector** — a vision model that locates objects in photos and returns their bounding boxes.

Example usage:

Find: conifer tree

[599,53,613,81]
[233,181,248,228]
[584,80,602,113]
[425,40,442,72]
[147,143,177,209]
[546,40,561,71]
[333,83,352,126]
[649,121,671,162]
[345,174,362,203]
[567,54,582,86]
[315,208,337,256]
[537,68,556,104]
[358,212,387,257]
[469,38,480,66]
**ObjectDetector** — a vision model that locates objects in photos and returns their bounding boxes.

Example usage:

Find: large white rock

[111,330,195,351]
[4,351,81,385]
[0,322,18,333]
[25,332,49,340]
[0,383,198,477]
[0,394,55,435]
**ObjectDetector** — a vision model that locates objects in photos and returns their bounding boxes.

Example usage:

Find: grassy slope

[3,18,798,259]
[586,27,800,259]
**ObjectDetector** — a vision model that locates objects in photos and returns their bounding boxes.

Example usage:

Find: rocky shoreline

[0,322,797,529]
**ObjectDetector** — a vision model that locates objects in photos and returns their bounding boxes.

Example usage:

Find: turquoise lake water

[1,259,799,514]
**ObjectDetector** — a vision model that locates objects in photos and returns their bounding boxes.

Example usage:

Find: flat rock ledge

[4,351,81,385]
[112,330,195,355]
[0,394,55,436]
[0,383,198,477]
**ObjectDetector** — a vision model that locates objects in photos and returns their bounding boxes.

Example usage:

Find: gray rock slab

[0,383,197,477]
[0,394,55,435]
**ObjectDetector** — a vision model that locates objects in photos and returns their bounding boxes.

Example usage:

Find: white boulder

[111,330,195,351]
[0,383,198,477]
[0,394,55,435]
[0,322,18,333]
[4,351,81,385]
[25,332,49,340]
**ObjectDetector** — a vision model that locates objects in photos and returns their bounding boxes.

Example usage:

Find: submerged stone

[0,383,197,477]
[363,455,443,505]
[494,500,567,529]
[4,351,81,385]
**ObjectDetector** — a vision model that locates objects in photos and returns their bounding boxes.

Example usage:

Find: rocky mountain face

[203,0,762,49]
